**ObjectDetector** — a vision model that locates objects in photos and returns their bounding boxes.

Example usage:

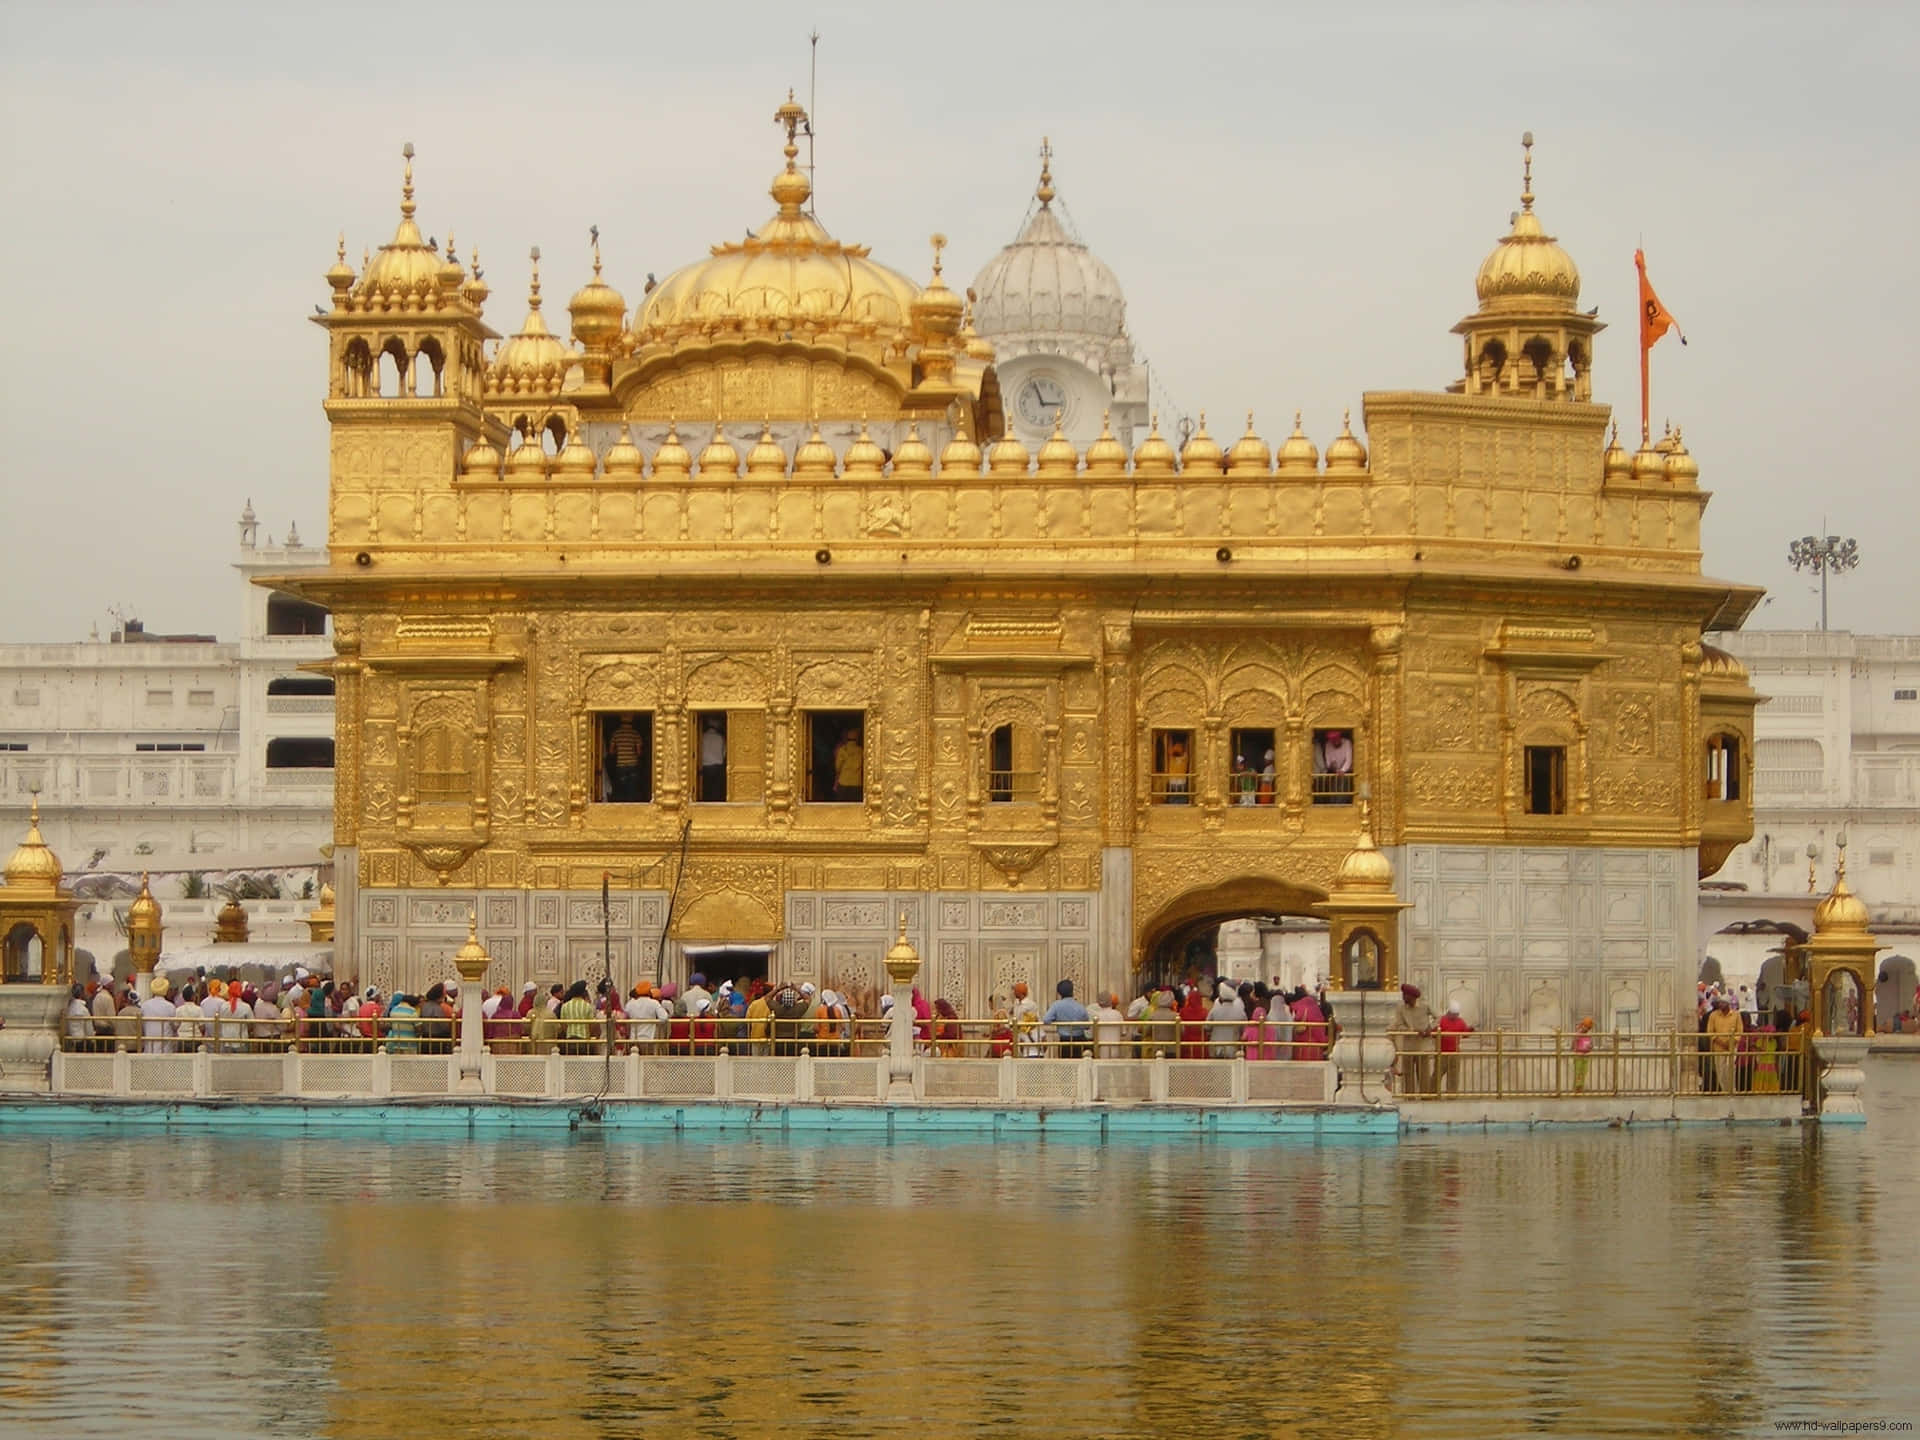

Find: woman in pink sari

[1241,1005,1281,1060]
[1288,988,1329,1061]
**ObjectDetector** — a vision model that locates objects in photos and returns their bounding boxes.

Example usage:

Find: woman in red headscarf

[1178,984,1209,1060]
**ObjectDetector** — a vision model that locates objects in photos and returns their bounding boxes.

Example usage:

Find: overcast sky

[2,1,1914,641]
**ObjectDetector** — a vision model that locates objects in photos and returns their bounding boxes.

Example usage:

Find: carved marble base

[1327,988,1399,1103]
[0,985,67,1092]
[1812,1036,1870,1122]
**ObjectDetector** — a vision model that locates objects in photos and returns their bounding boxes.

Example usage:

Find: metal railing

[1384,1028,1812,1101]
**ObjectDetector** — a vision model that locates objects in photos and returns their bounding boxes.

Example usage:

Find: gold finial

[1807,842,1820,894]
[527,246,542,310]
[361,246,370,270]
[28,792,41,830]
[336,233,347,265]
[1150,409,1160,432]
[1245,410,1256,433]
[1519,130,1534,213]
[442,228,453,257]
[897,910,909,943]
[930,232,947,279]
[401,141,416,219]
[774,89,808,166]
[590,224,602,278]
[1036,136,1055,207]
[1836,830,1849,884]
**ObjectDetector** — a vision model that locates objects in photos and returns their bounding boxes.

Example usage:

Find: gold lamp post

[452,912,492,1093]
[883,913,920,1102]
[127,872,164,1000]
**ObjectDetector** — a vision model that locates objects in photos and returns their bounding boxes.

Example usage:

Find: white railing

[50,1048,1339,1107]
[262,768,334,788]
[265,696,335,714]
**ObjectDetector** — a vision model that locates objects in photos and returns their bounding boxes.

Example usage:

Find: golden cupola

[1451,134,1602,403]
[1276,411,1319,475]
[1179,414,1224,475]
[1664,426,1699,484]
[568,230,628,358]
[1226,413,1272,477]
[1323,410,1368,474]
[632,95,921,352]
[353,144,455,311]
[1132,414,1176,478]
[3,797,65,897]
[491,248,574,396]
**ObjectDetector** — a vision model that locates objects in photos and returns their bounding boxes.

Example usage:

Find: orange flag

[1635,249,1686,444]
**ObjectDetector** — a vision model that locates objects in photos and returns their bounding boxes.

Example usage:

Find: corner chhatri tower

[279,110,1760,1031]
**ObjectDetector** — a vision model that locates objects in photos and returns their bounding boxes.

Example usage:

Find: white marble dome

[971,203,1128,344]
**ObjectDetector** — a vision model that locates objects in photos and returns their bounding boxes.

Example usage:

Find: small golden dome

[1226,412,1272,476]
[842,420,886,479]
[325,234,355,296]
[1035,417,1079,478]
[1083,411,1128,479]
[910,237,965,336]
[554,425,597,479]
[696,426,740,479]
[745,423,787,479]
[1630,440,1667,482]
[214,895,249,944]
[891,423,934,480]
[492,251,572,393]
[1813,847,1872,934]
[507,434,548,479]
[1665,426,1699,484]
[1276,411,1319,475]
[3,797,64,895]
[1132,413,1177,478]
[988,426,1032,478]
[1473,136,1580,312]
[461,436,501,478]
[1322,409,1368,474]
[938,425,981,477]
[1335,814,1396,893]
[793,423,839,480]
[437,230,467,294]
[355,146,444,307]
[127,871,162,932]
[453,913,492,977]
[318,881,336,907]
[568,237,628,350]
[1698,643,1749,683]
[1602,422,1632,482]
[461,248,490,310]
[651,422,692,480]
[602,424,644,478]
[1179,413,1224,474]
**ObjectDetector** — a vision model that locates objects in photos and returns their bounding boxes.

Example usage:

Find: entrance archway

[1136,875,1328,992]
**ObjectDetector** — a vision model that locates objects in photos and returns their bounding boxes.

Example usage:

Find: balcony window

[1524,745,1567,815]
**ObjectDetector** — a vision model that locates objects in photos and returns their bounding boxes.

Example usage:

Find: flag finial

[1519,131,1535,213]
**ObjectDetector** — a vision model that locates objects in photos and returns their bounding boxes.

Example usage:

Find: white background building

[0,510,334,872]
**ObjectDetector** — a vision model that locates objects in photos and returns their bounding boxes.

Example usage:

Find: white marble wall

[1403,844,1696,1034]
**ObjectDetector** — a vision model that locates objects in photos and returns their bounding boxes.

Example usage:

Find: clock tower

[970,140,1148,452]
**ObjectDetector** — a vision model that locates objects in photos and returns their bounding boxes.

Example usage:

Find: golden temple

[277,102,1761,1028]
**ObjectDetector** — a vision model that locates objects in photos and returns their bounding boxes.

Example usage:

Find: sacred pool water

[2,1063,1915,1439]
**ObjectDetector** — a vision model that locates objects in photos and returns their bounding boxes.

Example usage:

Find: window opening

[1524,745,1567,815]
[1228,727,1276,806]
[597,713,653,804]
[806,711,865,803]
[1706,734,1740,802]
[1151,728,1193,804]
[267,676,335,697]
[265,737,335,769]
[694,713,729,802]
[1312,728,1356,804]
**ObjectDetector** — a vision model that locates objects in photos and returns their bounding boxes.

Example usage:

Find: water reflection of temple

[275,107,1760,1032]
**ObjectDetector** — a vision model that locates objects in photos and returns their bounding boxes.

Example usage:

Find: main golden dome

[633,96,921,347]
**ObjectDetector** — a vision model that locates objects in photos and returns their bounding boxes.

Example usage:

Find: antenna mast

[807,29,820,217]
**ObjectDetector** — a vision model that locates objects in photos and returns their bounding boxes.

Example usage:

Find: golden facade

[278,107,1760,1025]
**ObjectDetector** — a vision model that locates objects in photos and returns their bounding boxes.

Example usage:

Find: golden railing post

[1610,1029,1620,1098]
[1494,1029,1504,1100]
[1553,1029,1563,1098]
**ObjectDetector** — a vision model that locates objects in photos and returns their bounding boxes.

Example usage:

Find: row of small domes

[462,412,1371,482]
[1603,423,1700,484]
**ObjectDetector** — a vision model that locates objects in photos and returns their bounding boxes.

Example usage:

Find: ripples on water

[1,1063,1915,1439]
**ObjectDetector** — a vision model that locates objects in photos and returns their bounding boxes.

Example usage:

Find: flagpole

[1639,333,1651,446]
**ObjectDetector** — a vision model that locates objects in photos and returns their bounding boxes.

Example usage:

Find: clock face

[1015,373,1069,429]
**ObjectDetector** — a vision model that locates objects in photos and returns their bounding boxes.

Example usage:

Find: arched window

[414,338,446,399]
[1522,336,1556,389]
[543,414,567,455]
[266,675,335,697]
[1478,339,1507,385]
[380,338,409,397]
[1341,928,1382,991]
[341,338,373,399]
[265,737,334,769]
[4,922,45,982]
